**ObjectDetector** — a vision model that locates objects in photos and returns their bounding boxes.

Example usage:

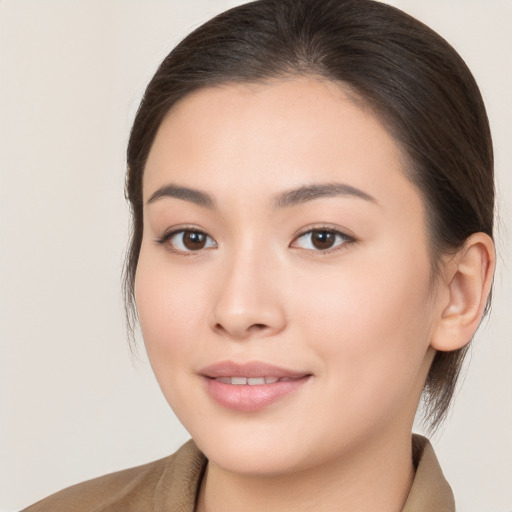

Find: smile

[213,376,298,385]
[200,361,311,412]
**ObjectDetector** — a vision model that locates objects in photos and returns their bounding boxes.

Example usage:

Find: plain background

[1,1,511,511]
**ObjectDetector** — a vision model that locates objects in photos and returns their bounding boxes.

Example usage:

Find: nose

[209,249,287,340]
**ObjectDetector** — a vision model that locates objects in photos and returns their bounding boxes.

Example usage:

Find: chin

[202,440,307,476]
[186,417,336,477]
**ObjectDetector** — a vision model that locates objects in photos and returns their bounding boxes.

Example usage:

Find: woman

[22,0,496,510]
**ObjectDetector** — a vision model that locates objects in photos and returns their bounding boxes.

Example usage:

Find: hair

[124,0,494,432]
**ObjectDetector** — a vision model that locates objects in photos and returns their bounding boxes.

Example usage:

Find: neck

[196,429,415,512]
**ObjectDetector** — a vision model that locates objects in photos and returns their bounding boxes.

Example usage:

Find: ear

[430,233,495,352]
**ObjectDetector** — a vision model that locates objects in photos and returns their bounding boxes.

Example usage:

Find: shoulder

[22,458,168,512]
[22,440,207,512]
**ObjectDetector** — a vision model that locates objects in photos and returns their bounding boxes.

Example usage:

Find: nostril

[214,323,226,333]
[213,322,269,337]
[249,323,268,332]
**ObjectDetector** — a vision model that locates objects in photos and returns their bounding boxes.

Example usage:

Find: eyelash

[290,227,355,253]
[156,227,217,254]
[156,227,355,254]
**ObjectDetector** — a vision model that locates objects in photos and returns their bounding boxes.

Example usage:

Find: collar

[403,434,455,511]
[158,434,454,511]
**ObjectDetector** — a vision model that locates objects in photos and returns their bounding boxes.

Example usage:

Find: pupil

[312,230,334,250]
[184,232,206,250]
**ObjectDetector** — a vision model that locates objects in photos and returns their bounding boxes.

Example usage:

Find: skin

[135,78,494,511]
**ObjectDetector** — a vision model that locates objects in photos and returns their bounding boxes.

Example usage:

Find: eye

[291,228,353,252]
[158,229,217,252]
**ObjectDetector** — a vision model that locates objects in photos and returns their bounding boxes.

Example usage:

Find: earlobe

[430,233,495,352]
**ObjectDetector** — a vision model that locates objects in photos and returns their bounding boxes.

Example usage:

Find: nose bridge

[210,237,286,339]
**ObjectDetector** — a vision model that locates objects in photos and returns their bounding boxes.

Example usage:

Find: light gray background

[1,1,511,511]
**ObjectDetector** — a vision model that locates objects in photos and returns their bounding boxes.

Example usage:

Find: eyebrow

[147,184,215,208]
[146,182,377,209]
[273,183,377,208]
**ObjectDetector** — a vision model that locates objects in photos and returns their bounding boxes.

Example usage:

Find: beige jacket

[23,435,454,511]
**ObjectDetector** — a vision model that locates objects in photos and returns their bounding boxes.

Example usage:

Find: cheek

[292,249,435,411]
[296,250,432,335]
[134,247,209,365]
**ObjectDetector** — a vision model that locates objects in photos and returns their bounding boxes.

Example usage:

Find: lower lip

[203,376,311,412]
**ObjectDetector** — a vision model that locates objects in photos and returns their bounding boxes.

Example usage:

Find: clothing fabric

[22,434,454,511]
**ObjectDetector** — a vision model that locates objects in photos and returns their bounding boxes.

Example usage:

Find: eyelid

[290,225,356,253]
[156,226,217,253]
[155,224,354,254]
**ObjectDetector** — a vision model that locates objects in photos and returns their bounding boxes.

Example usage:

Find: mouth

[211,376,300,385]
[200,361,312,412]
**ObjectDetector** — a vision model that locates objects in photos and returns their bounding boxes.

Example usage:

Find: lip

[200,360,309,379]
[200,360,311,412]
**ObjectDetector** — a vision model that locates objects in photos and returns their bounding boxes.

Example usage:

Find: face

[135,78,441,476]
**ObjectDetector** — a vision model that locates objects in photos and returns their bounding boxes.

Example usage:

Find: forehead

[143,78,418,213]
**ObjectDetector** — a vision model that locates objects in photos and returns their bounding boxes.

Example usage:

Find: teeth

[214,376,285,385]
[216,377,233,384]
[247,377,265,385]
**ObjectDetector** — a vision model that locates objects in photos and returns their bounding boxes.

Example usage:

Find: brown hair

[125,0,494,431]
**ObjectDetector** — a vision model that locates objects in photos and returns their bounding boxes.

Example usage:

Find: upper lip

[199,360,310,379]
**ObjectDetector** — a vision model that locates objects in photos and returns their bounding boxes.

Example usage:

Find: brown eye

[183,231,207,250]
[162,229,217,252]
[311,230,336,250]
[291,229,353,252]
